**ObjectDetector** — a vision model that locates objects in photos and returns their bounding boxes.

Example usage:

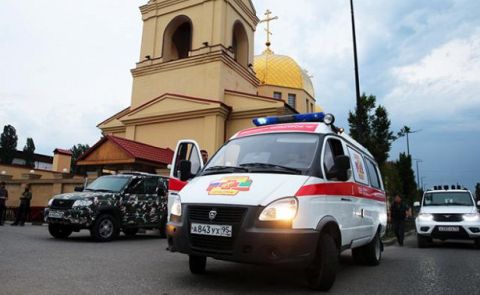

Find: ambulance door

[345,145,372,240]
[167,140,204,218]
[322,137,361,245]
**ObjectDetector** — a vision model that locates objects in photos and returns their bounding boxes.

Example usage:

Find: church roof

[253,49,315,98]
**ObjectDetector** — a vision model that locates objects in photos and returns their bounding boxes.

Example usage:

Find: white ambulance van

[167,112,387,291]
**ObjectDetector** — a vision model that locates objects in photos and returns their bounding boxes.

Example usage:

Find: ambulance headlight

[463,213,480,222]
[170,195,182,217]
[259,197,298,221]
[418,213,433,221]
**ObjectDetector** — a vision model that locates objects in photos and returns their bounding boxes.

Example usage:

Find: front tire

[417,234,430,248]
[189,255,207,274]
[48,224,73,239]
[159,214,167,239]
[90,214,119,242]
[352,230,382,266]
[306,233,338,291]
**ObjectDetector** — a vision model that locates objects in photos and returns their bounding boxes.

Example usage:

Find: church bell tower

[130,0,260,108]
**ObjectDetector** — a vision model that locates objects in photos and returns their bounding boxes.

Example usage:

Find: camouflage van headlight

[48,198,54,207]
[72,199,93,208]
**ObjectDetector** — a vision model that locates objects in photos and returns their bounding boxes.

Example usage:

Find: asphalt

[1,224,479,295]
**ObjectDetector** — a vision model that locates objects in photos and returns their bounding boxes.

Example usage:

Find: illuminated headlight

[463,213,480,222]
[47,198,54,207]
[72,199,93,208]
[418,213,433,221]
[259,197,298,221]
[171,196,182,217]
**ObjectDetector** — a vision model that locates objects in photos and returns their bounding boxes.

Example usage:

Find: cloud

[384,29,480,127]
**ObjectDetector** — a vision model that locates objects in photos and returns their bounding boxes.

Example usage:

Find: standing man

[200,150,208,164]
[0,181,8,225]
[12,184,32,226]
[390,194,410,246]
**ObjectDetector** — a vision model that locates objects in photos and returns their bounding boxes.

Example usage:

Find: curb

[382,230,415,246]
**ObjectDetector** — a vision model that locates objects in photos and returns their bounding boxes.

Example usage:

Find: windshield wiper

[89,189,115,193]
[240,163,302,175]
[202,166,249,175]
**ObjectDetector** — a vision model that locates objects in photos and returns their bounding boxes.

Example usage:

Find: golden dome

[254,49,315,97]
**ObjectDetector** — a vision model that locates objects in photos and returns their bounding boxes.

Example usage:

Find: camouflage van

[44,173,168,242]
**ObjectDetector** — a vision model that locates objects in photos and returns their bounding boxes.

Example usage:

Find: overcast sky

[1,1,479,190]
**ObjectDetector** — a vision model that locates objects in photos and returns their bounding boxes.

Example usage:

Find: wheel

[306,233,338,291]
[352,231,382,266]
[123,228,139,237]
[159,214,167,239]
[189,255,207,274]
[417,234,430,248]
[48,224,73,239]
[90,214,119,242]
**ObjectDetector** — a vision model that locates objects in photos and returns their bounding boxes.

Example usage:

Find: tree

[23,138,36,168]
[475,183,480,201]
[395,152,417,205]
[70,144,90,174]
[348,94,396,170]
[0,125,18,164]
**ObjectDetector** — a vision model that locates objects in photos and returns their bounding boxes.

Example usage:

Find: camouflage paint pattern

[45,175,168,229]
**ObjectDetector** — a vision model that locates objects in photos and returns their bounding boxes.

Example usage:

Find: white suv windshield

[204,133,319,174]
[423,192,473,206]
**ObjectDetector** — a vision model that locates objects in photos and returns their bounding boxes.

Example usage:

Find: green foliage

[23,138,36,168]
[348,94,396,170]
[0,125,18,164]
[70,144,90,174]
[395,152,417,205]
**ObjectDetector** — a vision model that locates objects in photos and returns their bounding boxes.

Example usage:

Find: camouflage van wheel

[48,224,73,239]
[91,214,119,242]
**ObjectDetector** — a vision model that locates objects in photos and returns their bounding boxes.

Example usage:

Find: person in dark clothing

[12,185,32,226]
[0,181,8,225]
[390,194,410,246]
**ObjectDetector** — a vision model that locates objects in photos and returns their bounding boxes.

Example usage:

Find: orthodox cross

[259,9,278,48]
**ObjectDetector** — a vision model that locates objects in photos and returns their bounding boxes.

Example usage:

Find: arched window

[163,15,192,62]
[232,21,249,67]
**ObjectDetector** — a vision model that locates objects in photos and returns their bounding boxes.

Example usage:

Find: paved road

[1,224,479,295]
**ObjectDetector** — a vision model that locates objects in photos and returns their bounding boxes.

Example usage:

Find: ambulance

[166,112,387,291]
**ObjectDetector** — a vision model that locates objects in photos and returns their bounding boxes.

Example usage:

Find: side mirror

[414,201,420,207]
[178,160,192,182]
[327,155,351,182]
[74,186,84,192]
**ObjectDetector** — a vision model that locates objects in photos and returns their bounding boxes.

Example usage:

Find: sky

[1,0,479,191]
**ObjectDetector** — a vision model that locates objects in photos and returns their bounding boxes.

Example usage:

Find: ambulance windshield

[204,133,319,175]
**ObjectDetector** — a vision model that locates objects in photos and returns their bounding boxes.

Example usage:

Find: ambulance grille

[188,206,247,254]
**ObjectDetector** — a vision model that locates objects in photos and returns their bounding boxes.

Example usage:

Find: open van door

[167,140,204,219]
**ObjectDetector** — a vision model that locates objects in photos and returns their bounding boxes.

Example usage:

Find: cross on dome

[259,9,278,50]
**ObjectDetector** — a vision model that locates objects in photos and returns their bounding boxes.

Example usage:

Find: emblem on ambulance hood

[209,210,217,221]
[207,176,253,195]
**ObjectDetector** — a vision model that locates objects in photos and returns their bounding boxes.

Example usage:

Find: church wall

[257,85,316,113]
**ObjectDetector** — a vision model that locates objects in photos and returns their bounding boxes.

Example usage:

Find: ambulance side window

[365,159,382,189]
[323,138,345,180]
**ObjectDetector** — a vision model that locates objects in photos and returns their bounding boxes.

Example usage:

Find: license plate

[190,223,232,237]
[48,210,64,219]
[438,226,460,232]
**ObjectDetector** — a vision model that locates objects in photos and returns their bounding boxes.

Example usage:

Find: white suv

[415,186,480,248]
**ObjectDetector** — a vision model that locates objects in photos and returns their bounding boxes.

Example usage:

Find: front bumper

[416,218,480,240]
[44,207,95,228]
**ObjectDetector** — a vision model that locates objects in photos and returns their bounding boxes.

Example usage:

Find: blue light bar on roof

[253,112,326,127]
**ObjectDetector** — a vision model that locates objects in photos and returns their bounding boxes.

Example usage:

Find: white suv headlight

[259,197,298,221]
[463,213,480,222]
[418,213,433,221]
[171,196,182,217]
[72,199,93,208]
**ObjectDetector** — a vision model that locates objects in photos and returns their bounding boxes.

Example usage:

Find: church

[78,0,322,174]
